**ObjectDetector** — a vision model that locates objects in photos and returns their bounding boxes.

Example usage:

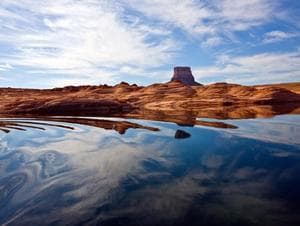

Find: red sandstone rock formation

[0,80,300,119]
[171,67,201,86]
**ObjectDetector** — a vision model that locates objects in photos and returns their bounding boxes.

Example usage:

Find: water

[0,115,300,226]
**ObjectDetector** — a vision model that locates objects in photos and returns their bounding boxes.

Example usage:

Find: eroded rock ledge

[1,81,300,116]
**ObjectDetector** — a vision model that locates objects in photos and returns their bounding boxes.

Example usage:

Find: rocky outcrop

[171,67,201,86]
[174,129,191,139]
[0,81,300,118]
[255,82,300,94]
[0,98,134,116]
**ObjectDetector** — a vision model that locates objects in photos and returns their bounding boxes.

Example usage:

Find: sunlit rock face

[171,67,201,86]
[0,71,300,116]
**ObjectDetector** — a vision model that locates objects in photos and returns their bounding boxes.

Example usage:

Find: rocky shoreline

[1,80,300,118]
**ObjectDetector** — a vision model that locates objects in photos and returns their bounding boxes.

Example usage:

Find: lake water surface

[0,115,300,226]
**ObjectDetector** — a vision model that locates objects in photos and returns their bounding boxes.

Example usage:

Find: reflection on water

[0,118,159,134]
[0,115,300,226]
[125,103,300,124]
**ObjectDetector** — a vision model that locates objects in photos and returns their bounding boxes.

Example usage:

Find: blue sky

[0,0,299,88]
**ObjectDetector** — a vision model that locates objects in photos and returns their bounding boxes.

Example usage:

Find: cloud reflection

[0,116,299,225]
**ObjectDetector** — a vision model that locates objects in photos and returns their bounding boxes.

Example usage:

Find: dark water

[0,115,300,226]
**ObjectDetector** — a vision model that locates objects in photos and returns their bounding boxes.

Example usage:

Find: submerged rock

[175,129,191,139]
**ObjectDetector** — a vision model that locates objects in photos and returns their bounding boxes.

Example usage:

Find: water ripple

[0,173,27,207]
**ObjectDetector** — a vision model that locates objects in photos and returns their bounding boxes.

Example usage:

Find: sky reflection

[0,116,300,226]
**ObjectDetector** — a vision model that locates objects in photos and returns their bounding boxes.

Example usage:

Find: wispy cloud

[124,0,214,35]
[0,0,298,87]
[0,63,13,71]
[217,0,274,30]
[194,50,300,84]
[202,37,224,48]
[263,30,299,43]
[125,0,275,42]
[0,0,177,84]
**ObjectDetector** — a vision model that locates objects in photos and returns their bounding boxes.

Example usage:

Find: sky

[0,0,299,88]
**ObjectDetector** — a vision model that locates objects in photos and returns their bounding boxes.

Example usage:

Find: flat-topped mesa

[171,67,202,86]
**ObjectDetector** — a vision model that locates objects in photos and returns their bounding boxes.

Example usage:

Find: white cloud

[263,30,298,43]
[124,0,214,35]
[202,37,223,48]
[0,0,177,84]
[0,0,297,87]
[194,50,300,84]
[125,0,275,43]
[217,0,274,31]
[0,63,13,71]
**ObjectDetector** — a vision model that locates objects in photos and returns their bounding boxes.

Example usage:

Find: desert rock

[171,67,201,86]
[0,78,300,118]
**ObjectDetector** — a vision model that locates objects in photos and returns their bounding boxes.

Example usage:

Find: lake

[0,115,300,226]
